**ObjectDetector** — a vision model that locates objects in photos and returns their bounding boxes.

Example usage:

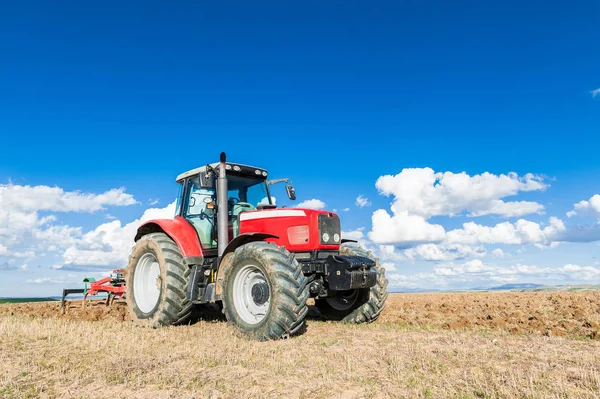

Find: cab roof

[176,162,268,183]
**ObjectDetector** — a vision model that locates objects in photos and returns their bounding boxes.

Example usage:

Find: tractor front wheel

[221,241,309,340]
[316,244,389,323]
[126,233,193,327]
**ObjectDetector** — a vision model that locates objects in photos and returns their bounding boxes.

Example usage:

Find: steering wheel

[234,202,256,210]
[228,197,240,205]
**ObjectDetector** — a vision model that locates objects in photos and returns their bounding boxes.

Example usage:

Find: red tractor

[126,153,388,340]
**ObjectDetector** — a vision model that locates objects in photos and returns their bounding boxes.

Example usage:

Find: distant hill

[390,283,550,293]
[487,283,544,291]
[390,287,441,293]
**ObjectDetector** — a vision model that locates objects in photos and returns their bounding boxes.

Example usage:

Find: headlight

[255,169,261,175]
[225,164,232,170]
[262,171,268,177]
[322,233,330,243]
[333,233,340,243]
[233,165,241,172]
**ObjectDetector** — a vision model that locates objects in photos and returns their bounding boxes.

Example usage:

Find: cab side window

[183,179,216,250]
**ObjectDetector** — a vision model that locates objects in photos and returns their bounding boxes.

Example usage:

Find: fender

[220,232,279,260]
[135,216,203,264]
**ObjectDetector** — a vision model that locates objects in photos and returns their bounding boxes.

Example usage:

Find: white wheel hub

[134,253,162,313]
[232,264,271,324]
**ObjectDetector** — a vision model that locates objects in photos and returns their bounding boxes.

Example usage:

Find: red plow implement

[60,270,126,310]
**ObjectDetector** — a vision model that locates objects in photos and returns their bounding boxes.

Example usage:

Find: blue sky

[0,1,599,296]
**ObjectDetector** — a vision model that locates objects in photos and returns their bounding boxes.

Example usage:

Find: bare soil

[380,291,600,339]
[0,299,129,323]
[2,291,598,339]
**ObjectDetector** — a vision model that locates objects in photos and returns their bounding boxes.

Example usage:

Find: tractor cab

[175,163,283,252]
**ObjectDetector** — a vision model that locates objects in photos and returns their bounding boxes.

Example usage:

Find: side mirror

[198,171,214,188]
[285,184,296,201]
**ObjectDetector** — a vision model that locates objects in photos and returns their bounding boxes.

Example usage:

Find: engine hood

[238,208,341,252]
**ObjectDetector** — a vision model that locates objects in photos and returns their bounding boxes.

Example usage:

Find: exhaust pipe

[217,152,229,257]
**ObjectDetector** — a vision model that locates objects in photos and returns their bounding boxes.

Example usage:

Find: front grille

[318,213,341,245]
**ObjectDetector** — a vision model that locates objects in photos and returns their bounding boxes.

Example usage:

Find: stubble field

[1,291,599,398]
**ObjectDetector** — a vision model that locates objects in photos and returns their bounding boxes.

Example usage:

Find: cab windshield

[227,175,271,208]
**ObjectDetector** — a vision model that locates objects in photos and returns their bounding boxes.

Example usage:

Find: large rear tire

[126,233,193,327]
[221,241,309,341]
[316,244,388,323]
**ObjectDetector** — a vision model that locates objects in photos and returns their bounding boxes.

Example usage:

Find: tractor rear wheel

[221,241,309,340]
[126,232,193,327]
[316,244,388,323]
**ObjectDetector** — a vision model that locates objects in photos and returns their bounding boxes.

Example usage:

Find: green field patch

[0,298,57,304]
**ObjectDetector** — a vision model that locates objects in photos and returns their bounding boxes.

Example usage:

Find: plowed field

[2,291,598,339]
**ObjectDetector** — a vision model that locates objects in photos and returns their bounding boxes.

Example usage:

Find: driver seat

[231,203,255,237]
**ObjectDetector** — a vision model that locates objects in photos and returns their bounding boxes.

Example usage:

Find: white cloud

[491,248,505,258]
[559,264,600,280]
[25,274,83,285]
[381,262,398,272]
[60,202,176,269]
[386,271,442,289]
[567,194,600,219]
[431,260,600,285]
[375,168,546,219]
[446,217,566,246]
[296,199,326,209]
[26,277,64,284]
[403,243,486,262]
[435,259,487,276]
[367,167,600,278]
[591,88,600,98]
[341,228,371,249]
[342,229,365,241]
[355,195,371,208]
[0,184,137,213]
[342,208,350,212]
[377,245,408,262]
[148,198,160,206]
[0,182,152,288]
[0,184,138,258]
[369,209,445,245]
[369,168,549,247]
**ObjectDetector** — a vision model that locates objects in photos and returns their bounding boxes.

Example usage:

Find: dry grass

[1,292,599,398]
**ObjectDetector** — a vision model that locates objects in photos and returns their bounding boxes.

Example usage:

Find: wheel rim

[232,264,271,324]
[133,253,162,313]
[325,290,359,311]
